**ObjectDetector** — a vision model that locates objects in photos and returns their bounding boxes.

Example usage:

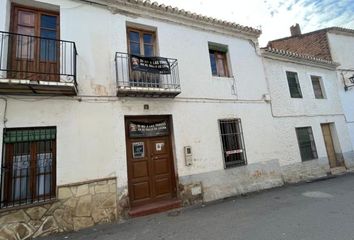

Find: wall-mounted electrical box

[184,146,193,166]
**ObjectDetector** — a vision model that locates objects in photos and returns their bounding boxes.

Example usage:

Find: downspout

[0,97,7,128]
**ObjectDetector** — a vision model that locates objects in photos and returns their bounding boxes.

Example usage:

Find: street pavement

[40,173,354,240]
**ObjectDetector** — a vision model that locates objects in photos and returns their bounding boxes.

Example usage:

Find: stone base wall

[178,158,341,204]
[343,150,354,170]
[179,182,203,206]
[281,159,330,183]
[0,177,117,240]
[179,159,284,203]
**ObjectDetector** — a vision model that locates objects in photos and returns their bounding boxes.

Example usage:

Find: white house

[0,1,352,239]
[268,25,354,151]
[262,47,354,182]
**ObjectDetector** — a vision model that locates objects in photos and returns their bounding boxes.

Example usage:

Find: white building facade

[262,48,354,182]
[327,29,354,150]
[267,26,354,151]
[0,0,352,238]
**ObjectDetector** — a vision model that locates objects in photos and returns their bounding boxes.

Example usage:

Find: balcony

[0,31,77,96]
[115,52,181,97]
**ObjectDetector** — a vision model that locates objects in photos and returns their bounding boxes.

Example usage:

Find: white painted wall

[0,0,280,190]
[327,32,354,149]
[328,33,354,70]
[0,0,352,198]
[263,58,344,117]
[263,57,353,166]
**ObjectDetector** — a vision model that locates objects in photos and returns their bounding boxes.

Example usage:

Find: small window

[127,28,156,57]
[209,43,229,77]
[0,127,56,209]
[219,119,247,168]
[295,127,318,161]
[286,71,302,98]
[311,76,325,99]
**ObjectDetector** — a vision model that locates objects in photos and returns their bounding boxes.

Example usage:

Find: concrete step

[129,199,181,218]
[330,166,347,175]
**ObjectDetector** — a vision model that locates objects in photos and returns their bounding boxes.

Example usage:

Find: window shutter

[286,71,302,98]
[296,127,318,161]
[311,76,324,99]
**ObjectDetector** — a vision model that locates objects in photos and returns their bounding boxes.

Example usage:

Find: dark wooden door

[126,118,176,207]
[149,137,174,201]
[10,5,59,81]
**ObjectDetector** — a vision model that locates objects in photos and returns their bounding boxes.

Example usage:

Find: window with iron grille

[295,127,318,161]
[286,71,303,98]
[219,119,247,168]
[311,76,325,99]
[0,127,56,209]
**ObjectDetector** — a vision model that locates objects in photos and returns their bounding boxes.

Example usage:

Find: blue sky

[154,0,354,46]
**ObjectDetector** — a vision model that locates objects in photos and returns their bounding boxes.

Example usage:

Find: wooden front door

[10,5,59,81]
[126,117,176,207]
[321,124,338,168]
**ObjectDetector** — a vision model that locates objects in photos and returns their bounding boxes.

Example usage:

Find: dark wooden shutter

[286,71,302,98]
[296,127,318,161]
[311,76,324,99]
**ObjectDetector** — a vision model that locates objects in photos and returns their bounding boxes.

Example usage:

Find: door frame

[124,115,178,208]
[320,123,343,168]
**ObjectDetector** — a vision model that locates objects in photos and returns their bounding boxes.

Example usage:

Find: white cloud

[153,0,354,46]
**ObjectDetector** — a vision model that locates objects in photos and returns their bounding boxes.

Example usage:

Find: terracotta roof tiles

[267,27,354,61]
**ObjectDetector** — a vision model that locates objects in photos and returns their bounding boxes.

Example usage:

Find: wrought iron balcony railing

[0,31,77,95]
[115,52,181,97]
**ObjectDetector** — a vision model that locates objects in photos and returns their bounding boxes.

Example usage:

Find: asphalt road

[41,174,354,240]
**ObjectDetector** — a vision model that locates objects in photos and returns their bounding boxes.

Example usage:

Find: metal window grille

[295,127,318,161]
[0,127,56,209]
[286,71,303,98]
[219,119,247,168]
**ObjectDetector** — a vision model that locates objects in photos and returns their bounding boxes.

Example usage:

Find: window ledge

[212,76,234,80]
[0,198,58,213]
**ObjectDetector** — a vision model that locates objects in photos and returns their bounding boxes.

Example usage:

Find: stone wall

[281,159,330,183]
[0,177,117,239]
[179,159,284,203]
[179,182,203,206]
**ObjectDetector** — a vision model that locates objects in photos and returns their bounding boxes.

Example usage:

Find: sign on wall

[129,121,168,137]
[130,55,171,74]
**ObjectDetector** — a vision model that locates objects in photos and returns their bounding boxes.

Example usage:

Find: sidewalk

[40,173,354,240]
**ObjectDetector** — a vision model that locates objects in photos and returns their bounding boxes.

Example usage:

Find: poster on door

[156,142,165,152]
[132,142,144,158]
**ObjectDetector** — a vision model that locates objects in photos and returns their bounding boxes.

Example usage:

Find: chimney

[290,23,301,36]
